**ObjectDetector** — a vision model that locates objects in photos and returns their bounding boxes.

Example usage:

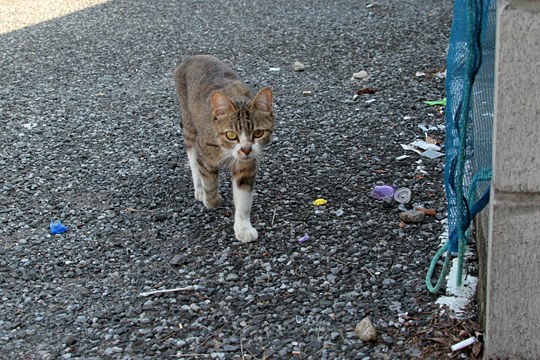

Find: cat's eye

[225,131,238,141]
[253,129,265,138]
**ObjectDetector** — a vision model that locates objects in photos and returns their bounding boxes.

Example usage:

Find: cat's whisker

[219,154,236,170]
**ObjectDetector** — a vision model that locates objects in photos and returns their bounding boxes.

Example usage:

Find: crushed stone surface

[0,0,466,358]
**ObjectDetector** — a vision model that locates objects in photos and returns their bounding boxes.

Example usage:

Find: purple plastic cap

[370,185,395,200]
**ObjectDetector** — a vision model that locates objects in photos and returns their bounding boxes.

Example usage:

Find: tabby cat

[174,55,275,242]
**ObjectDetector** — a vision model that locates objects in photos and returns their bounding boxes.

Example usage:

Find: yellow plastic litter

[312,198,328,206]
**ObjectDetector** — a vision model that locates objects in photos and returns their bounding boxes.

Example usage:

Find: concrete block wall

[484,0,540,357]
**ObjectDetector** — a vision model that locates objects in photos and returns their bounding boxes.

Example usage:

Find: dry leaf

[356,87,378,95]
[425,134,439,145]
[414,207,437,216]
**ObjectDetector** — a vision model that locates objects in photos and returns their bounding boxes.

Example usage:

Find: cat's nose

[240,146,252,155]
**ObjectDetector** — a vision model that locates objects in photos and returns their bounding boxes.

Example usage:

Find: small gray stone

[37,351,54,360]
[222,344,239,352]
[169,254,187,266]
[355,317,377,342]
[154,212,169,222]
[353,70,368,79]
[104,346,123,356]
[64,335,76,346]
[292,61,305,71]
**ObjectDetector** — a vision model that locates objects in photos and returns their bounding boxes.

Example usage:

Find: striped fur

[174,55,275,242]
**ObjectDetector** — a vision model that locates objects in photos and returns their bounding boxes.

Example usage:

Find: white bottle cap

[393,187,411,204]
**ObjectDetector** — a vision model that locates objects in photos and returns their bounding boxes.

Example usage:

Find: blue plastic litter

[426,0,496,293]
[50,219,68,235]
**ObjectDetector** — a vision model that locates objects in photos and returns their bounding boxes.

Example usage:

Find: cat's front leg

[232,161,257,242]
[233,182,257,242]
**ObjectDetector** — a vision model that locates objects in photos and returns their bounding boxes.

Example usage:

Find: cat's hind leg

[199,165,223,209]
[187,148,204,202]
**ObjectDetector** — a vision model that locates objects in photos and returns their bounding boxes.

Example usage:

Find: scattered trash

[393,188,411,204]
[398,203,408,212]
[302,90,314,96]
[399,209,425,223]
[401,139,445,159]
[49,219,68,235]
[371,186,411,204]
[450,337,477,352]
[269,67,281,72]
[410,139,441,151]
[126,207,147,213]
[414,206,437,216]
[297,234,310,243]
[335,208,344,216]
[355,317,377,342]
[356,87,377,95]
[425,97,447,106]
[365,99,376,104]
[312,198,327,206]
[292,61,305,71]
[415,71,427,77]
[421,148,445,159]
[353,87,378,101]
[425,134,439,145]
[435,70,447,79]
[139,285,200,297]
[415,160,429,176]
[400,143,422,155]
[370,185,395,200]
[418,123,445,132]
[21,123,38,129]
[396,155,409,161]
[352,70,368,80]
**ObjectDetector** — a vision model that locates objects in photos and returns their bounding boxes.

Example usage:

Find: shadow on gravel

[0,1,481,359]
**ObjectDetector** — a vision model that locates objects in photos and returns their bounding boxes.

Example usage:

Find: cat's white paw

[234,225,258,243]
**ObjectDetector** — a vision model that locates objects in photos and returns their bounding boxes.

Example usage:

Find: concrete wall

[484,0,540,357]
[474,209,488,329]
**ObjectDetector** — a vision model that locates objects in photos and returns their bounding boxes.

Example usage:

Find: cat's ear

[251,87,273,113]
[211,91,236,117]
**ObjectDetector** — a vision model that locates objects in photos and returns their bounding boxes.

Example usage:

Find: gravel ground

[0,1,463,358]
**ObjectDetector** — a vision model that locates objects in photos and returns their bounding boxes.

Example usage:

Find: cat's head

[211,88,275,162]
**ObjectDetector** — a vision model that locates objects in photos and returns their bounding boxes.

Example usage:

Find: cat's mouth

[236,153,256,162]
